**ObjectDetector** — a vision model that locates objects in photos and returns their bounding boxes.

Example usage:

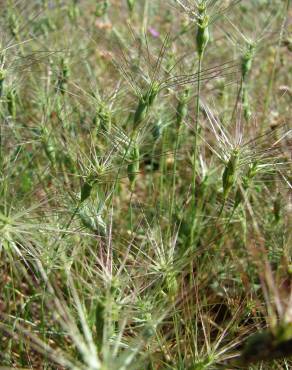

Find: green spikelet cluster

[133,82,159,129]
[7,88,16,119]
[95,0,109,17]
[222,149,239,199]
[196,3,210,57]
[127,0,136,13]
[94,103,111,133]
[241,42,255,81]
[234,162,258,209]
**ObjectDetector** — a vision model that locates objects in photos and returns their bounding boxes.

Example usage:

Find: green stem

[218,198,226,219]
[170,128,180,222]
[59,201,82,242]
[129,188,134,232]
[159,129,167,216]
[190,55,202,246]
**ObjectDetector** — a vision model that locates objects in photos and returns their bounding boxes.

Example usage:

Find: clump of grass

[175,0,243,245]
[0,0,291,368]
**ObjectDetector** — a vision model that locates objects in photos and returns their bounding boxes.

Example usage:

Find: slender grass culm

[175,0,242,246]
[190,1,209,246]
[0,68,6,98]
[170,89,190,222]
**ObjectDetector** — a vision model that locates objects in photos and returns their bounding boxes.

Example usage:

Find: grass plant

[0,0,291,369]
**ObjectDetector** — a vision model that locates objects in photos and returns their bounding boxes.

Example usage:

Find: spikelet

[241,42,255,81]
[94,103,112,133]
[8,12,19,38]
[196,3,210,57]
[95,0,109,17]
[127,0,136,13]
[133,82,160,129]
[222,148,239,199]
[7,88,16,119]
[234,162,258,209]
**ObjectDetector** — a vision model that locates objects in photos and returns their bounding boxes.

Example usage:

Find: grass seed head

[196,20,210,57]
[95,0,109,17]
[8,12,19,37]
[133,98,148,128]
[7,88,16,119]
[147,81,160,106]
[234,186,243,209]
[80,182,93,203]
[241,42,255,80]
[165,272,178,301]
[222,148,239,199]
[244,162,258,187]
[94,103,111,133]
[44,140,56,164]
[234,160,258,209]
[133,82,159,129]
[127,0,136,12]
[196,3,210,57]
[78,205,106,235]
[68,2,80,22]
